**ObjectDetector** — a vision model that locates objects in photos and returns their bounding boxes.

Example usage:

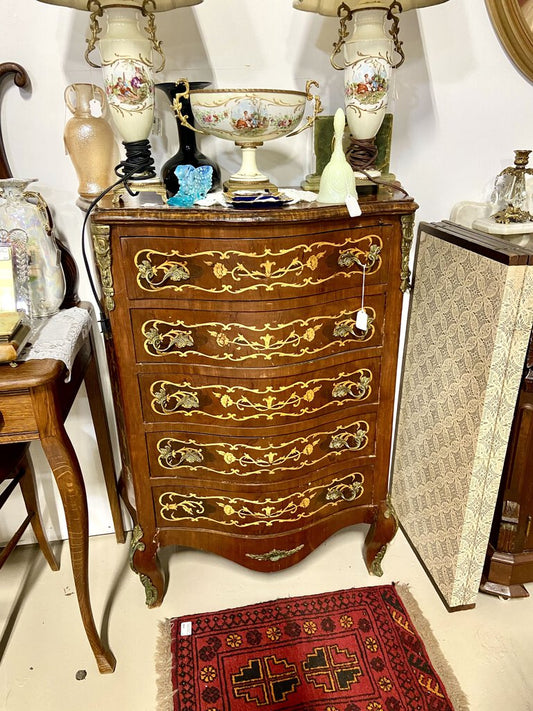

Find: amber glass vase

[64,83,117,207]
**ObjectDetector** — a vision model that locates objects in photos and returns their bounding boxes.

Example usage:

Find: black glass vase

[156,81,221,197]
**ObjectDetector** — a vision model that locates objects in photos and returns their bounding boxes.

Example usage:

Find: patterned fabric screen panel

[392,223,533,609]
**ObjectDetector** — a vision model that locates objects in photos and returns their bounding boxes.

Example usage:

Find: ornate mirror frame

[486,0,533,82]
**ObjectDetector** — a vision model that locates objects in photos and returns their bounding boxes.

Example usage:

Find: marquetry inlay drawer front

[139,358,381,428]
[131,293,386,366]
[146,413,377,481]
[121,227,391,301]
[153,465,373,533]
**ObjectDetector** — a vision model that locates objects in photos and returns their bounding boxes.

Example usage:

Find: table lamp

[293,0,449,177]
[37,0,203,182]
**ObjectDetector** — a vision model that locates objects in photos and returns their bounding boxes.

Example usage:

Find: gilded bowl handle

[172,77,204,135]
[287,79,323,137]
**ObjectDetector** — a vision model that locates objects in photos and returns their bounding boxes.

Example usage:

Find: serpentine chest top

[91,192,417,606]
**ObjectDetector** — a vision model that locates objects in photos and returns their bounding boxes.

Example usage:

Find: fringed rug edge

[395,583,470,711]
[155,619,174,711]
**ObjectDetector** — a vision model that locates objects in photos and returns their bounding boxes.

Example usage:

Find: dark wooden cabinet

[482,333,533,598]
[90,193,417,606]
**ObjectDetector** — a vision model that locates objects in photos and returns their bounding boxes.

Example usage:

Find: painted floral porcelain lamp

[37,0,202,182]
[293,0,449,177]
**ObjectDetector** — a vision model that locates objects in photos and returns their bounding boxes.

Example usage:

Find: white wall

[0,0,531,544]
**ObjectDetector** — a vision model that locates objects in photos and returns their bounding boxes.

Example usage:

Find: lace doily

[20,306,93,381]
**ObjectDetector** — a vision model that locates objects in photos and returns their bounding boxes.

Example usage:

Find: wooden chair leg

[18,452,59,571]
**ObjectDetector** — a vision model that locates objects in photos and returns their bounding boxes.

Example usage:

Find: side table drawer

[0,393,38,438]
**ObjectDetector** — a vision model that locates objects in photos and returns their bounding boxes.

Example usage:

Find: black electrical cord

[114,139,156,180]
[81,143,155,337]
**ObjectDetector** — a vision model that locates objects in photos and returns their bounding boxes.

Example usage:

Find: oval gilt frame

[486,0,533,82]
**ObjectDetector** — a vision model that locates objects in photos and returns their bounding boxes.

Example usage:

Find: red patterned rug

[157,585,467,711]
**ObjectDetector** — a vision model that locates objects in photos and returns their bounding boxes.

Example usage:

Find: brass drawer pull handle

[332,374,371,401]
[326,482,364,502]
[333,316,373,340]
[329,426,368,452]
[338,243,381,270]
[137,256,190,288]
[143,323,195,355]
[158,443,204,468]
[152,384,200,413]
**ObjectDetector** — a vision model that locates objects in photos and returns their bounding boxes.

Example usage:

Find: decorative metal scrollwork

[158,442,204,468]
[152,383,200,413]
[332,372,372,401]
[338,243,381,271]
[400,213,415,292]
[333,311,375,340]
[143,323,194,354]
[329,423,369,452]
[137,256,190,289]
[91,224,115,311]
[129,525,158,607]
[326,481,364,502]
[246,545,305,562]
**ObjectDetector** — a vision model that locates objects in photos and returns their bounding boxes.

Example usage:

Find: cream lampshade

[37,0,203,181]
[293,0,449,178]
[292,0,449,16]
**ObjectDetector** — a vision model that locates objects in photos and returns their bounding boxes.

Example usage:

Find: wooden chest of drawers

[91,194,417,606]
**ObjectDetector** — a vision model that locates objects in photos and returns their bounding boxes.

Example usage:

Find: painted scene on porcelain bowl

[189,89,308,143]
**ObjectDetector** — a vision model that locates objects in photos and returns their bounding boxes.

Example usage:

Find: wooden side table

[0,314,125,674]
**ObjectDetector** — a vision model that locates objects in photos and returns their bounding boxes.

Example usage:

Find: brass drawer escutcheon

[158,472,365,527]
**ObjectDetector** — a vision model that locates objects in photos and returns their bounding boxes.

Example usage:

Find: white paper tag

[180,621,192,636]
[355,308,368,332]
[152,116,162,136]
[89,98,103,118]
[346,194,362,217]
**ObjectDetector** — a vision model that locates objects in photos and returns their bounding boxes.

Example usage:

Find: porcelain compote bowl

[174,79,322,192]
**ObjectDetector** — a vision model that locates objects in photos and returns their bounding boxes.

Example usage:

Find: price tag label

[180,621,192,636]
[346,194,362,217]
[355,308,368,332]
[89,98,103,118]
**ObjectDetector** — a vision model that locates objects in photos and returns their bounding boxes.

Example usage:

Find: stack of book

[0,312,31,363]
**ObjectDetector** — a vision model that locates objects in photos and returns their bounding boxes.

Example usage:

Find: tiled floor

[1,527,532,710]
